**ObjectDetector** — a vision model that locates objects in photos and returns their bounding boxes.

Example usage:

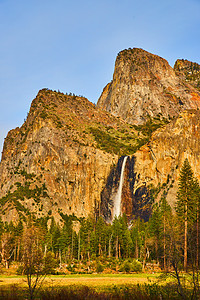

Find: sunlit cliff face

[1,49,200,224]
[97,48,200,125]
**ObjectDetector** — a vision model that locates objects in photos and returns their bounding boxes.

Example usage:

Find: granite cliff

[97,48,200,125]
[0,89,146,223]
[100,109,200,221]
[132,109,200,208]
[1,48,200,224]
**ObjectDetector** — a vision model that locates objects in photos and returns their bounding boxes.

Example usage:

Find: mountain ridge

[1,48,200,224]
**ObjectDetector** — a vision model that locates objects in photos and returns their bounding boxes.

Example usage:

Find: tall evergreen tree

[96,216,107,257]
[190,178,200,268]
[149,203,162,263]
[176,158,195,271]
[130,218,145,260]
[160,196,172,271]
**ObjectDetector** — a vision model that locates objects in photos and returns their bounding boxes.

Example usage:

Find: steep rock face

[100,156,133,222]
[97,48,200,125]
[0,89,142,223]
[174,59,200,91]
[132,109,200,208]
[0,139,116,222]
[100,156,151,222]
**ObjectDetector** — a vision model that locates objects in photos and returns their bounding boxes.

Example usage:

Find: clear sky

[0,0,200,156]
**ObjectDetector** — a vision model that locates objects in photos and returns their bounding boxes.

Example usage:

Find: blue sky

[0,0,200,155]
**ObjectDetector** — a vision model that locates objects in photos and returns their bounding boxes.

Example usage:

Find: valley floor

[0,273,158,289]
[0,273,195,299]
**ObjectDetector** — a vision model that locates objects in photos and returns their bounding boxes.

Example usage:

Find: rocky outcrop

[132,109,200,208]
[97,48,200,125]
[174,59,200,92]
[0,89,141,223]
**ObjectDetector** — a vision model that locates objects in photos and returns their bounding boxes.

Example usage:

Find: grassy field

[0,273,191,299]
[0,273,159,289]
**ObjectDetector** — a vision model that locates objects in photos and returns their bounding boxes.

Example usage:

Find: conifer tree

[80,216,95,260]
[112,216,126,259]
[160,196,172,271]
[190,178,200,268]
[15,220,23,261]
[149,203,162,263]
[130,218,144,260]
[176,158,195,271]
[112,216,121,259]
[96,216,107,257]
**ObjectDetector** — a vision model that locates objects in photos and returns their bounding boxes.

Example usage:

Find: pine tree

[112,216,122,259]
[190,178,200,268]
[149,203,162,263]
[119,214,133,258]
[176,158,195,271]
[160,196,172,271]
[130,218,144,260]
[15,220,24,261]
[80,216,95,260]
[96,216,106,257]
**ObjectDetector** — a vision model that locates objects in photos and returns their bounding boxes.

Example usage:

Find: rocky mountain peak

[115,48,174,79]
[97,48,200,125]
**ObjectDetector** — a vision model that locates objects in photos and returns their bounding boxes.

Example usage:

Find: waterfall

[113,156,128,219]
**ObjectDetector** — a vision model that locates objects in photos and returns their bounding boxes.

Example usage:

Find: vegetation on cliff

[2,88,161,162]
[28,88,142,153]
[2,88,150,160]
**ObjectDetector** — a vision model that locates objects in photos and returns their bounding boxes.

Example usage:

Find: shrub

[40,111,48,119]
[16,265,24,275]
[96,262,104,273]
[119,259,142,273]
[44,252,58,274]
[132,259,142,273]
[119,261,132,273]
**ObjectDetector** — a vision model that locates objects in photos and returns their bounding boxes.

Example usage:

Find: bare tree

[22,226,46,300]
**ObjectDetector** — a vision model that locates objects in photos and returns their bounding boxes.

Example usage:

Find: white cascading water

[113,156,128,219]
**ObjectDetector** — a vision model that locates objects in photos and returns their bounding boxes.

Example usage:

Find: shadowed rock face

[100,156,151,223]
[97,48,200,125]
